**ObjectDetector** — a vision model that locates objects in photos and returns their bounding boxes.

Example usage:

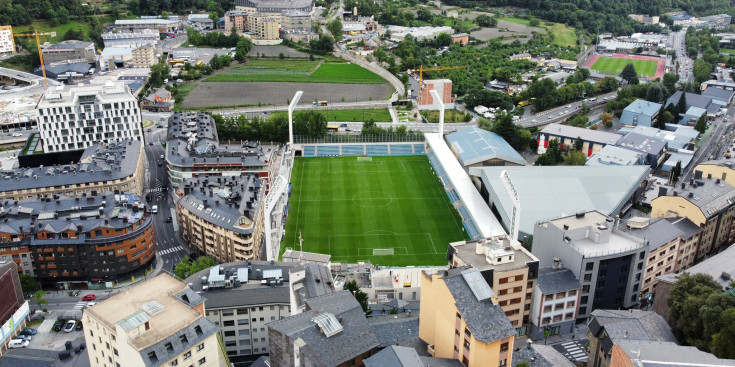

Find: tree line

[212,111,328,143]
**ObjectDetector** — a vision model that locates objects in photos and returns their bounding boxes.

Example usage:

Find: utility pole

[298,230,303,265]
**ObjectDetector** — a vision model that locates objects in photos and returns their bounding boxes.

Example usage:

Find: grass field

[721,48,735,55]
[501,17,532,25]
[203,60,384,84]
[282,156,469,266]
[590,57,659,77]
[272,109,392,122]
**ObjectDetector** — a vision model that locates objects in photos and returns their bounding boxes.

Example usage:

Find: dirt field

[181,81,393,108]
[248,45,309,58]
[470,19,544,42]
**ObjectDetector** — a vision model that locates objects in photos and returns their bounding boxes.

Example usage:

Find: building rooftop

[623,99,662,116]
[540,123,622,145]
[43,40,94,50]
[656,172,735,219]
[364,346,423,367]
[614,340,735,366]
[536,268,581,295]
[0,140,142,193]
[666,91,717,114]
[85,274,218,366]
[441,268,516,344]
[267,290,380,366]
[657,243,735,289]
[34,62,94,78]
[446,127,527,167]
[177,173,263,235]
[469,165,650,238]
[292,262,336,310]
[447,237,538,273]
[702,87,735,104]
[665,217,703,239]
[617,132,667,155]
[282,249,331,265]
[624,217,684,251]
[585,145,645,166]
[166,112,272,171]
[115,19,179,25]
[235,0,313,11]
[37,82,136,108]
[368,315,420,348]
[541,211,647,257]
[617,124,699,151]
[588,309,677,350]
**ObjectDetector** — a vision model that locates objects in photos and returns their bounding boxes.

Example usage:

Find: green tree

[529,18,540,26]
[620,63,639,85]
[564,150,587,165]
[663,73,680,94]
[677,92,688,114]
[326,18,343,40]
[536,139,562,166]
[435,32,452,47]
[19,274,40,293]
[693,58,713,83]
[33,290,47,310]
[672,160,682,182]
[574,137,583,151]
[695,115,707,133]
[491,111,521,150]
[645,82,666,103]
[475,14,497,27]
[668,273,724,349]
[174,256,218,279]
[235,37,252,62]
[601,112,613,128]
[147,59,171,90]
[344,279,371,316]
[712,308,735,358]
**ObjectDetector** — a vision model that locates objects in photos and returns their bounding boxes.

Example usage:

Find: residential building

[0,140,146,202]
[165,112,275,187]
[367,266,446,304]
[469,165,650,240]
[452,33,469,45]
[98,47,134,71]
[247,14,279,40]
[102,29,158,48]
[115,18,179,33]
[140,88,174,112]
[130,45,156,68]
[36,82,143,154]
[693,159,735,188]
[609,340,735,367]
[0,191,155,287]
[615,132,667,169]
[0,261,30,356]
[654,243,735,323]
[41,40,95,64]
[0,25,15,56]
[367,315,421,348]
[629,14,660,24]
[343,22,367,35]
[176,174,264,262]
[364,345,463,367]
[419,267,516,367]
[585,145,645,166]
[280,10,312,30]
[529,268,581,340]
[82,274,226,367]
[533,211,649,320]
[445,127,527,171]
[537,123,622,157]
[447,236,539,335]
[183,261,334,360]
[619,99,661,127]
[268,291,380,367]
[416,79,454,110]
[234,0,314,16]
[224,10,248,33]
[587,309,678,367]
[665,91,719,118]
[651,169,735,258]
[509,53,532,61]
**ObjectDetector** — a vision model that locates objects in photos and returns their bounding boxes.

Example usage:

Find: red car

[149,142,154,146]
[147,128,152,132]
[82,294,96,301]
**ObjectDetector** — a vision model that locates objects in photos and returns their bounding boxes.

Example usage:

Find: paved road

[517,91,618,128]
[671,30,694,83]
[681,110,735,182]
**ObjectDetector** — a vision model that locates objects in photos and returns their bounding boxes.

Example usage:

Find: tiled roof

[536,268,581,295]
[368,315,420,348]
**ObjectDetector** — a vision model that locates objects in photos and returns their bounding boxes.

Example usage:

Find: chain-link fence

[293,133,425,144]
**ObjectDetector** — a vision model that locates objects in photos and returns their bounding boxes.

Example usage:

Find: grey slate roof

[139,316,219,367]
[536,268,581,295]
[34,62,94,79]
[0,140,142,193]
[368,315,420,348]
[0,348,59,367]
[512,344,575,367]
[657,243,735,290]
[44,40,94,50]
[614,340,735,366]
[617,132,667,155]
[656,175,735,219]
[364,346,423,367]
[442,270,516,344]
[702,87,735,104]
[292,262,336,309]
[540,123,622,145]
[267,290,380,367]
[666,91,714,111]
[588,309,677,355]
[626,218,684,251]
[666,217,702,239]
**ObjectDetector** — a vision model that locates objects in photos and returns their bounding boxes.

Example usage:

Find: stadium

[276,134,506,266]
[585,53,666,80]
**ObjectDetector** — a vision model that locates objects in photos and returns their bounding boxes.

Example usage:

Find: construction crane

[12,31,56,89]
[407,65,467,84]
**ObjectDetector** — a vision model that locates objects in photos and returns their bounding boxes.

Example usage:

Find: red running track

[584,53,665,80]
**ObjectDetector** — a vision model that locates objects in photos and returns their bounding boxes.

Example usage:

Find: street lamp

[288,91,303,146]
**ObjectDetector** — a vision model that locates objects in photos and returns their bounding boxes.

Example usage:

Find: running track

[585,53,665,80]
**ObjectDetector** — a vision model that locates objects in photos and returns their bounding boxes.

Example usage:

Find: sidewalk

[516,323,590,347]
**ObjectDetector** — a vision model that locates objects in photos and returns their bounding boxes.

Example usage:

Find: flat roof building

[538,123,622,157]
[585,145,645,166]
[102,29,159,48]
[41,40,95,64]
[666,91,719,116]
[616,124,699,151]
[619,99,661,127]
[115,18,179,33]
[445,127,527,169]
[702,86,735,105]
[0,26,15,56]
[615,132,667,169]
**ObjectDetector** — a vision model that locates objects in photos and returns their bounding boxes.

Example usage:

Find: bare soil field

[181,81,393,108]
[470,20,544,42]
[248,45,309,58]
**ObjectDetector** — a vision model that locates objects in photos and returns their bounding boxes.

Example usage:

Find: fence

[293,133,424,144]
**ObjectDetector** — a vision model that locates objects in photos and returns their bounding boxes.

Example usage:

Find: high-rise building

[0,261,30,355]
[36,82,143,154]
[0,25,15,56]
[82,274,226,367]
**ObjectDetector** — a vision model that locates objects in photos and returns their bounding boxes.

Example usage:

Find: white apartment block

[36,82,143,153]
[0,26,15,56]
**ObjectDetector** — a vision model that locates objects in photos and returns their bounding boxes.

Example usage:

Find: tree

[601,112,613,128]
[663,73,680,94]
[491,111,521,150]
[19,274,40,293]
[564,150,587,165]
[672,160,682,182]
[326,18,343,40]
[695,115,707,133]
[63,29,85,41]
[574,137,583,151]
[435,32,453,47]
[712,308,735,359]
[344,279,371,316]
[475,14,497,27]
[645,82,666,103]
[536,139,562,166]
[33,290,47,310]
[620,63,638,85]
[235,37,252,61]
[668,273,725,349]
[677,92,687,114]
[174,256,217,279]
[529,18,540,27]
[693,58,713,83]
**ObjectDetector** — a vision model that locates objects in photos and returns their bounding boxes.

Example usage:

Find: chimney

[614,215,620,230]
[658,186,668,197]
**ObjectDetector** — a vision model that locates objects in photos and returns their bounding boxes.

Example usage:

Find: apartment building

[280,10,312,30]
[0,261,30,355]
[268,291,380,367]
[0,140,145,202]
[420,268,516,367]
[224,10,249,33]
[247,14,279,40]
[36,82,143,154]
[82,274,226,367]
[130,45,156,68]
[41,40,95,64]
[416,79,454,110]
[0,191,155,288]
[182,261,334,360]
[529,268,581,340]
[651,170,735,259]
[165,112,275,187]
[0,25,15,56]
[533,211,649,320]
[234,0,313,16]
[448,236,539,335]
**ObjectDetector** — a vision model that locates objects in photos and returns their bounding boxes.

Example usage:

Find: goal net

[357,157,373,162]
[372,248,394,256]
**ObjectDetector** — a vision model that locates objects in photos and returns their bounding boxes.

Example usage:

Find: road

[681,109,735,182]
[517,92,618,128]
[671,30,694,83]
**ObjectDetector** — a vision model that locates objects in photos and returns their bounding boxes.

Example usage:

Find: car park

[82,294,96,301]
[75,322,83,331]
[53,320,65,331]
[64,320,76,333]
[8,339,29,348]
[20,328,37,335]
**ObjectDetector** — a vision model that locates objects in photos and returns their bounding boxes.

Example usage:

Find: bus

[314,101,328,106]
[327,125,339,132]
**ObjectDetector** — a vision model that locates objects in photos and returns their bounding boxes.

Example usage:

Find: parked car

[13,334,31,341]
[8,339,29,348]
[20,328,37,335]
[12,133,21,137]
[53,320,65,331]
[149,141,154,146]
[75,321,83,331]
[166,217,172,223]
[82,294,96,301]
[64,320,76,333]
[86,302,96,308]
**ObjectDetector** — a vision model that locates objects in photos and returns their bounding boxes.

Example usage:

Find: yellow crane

[12,31,57,89]
[407,65,467,84]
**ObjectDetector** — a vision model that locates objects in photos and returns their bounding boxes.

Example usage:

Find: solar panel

[312,313,343,337]
[461,269,494,302]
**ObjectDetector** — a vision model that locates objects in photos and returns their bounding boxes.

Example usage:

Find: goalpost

[357,157,373,162]
[372,248,395,256]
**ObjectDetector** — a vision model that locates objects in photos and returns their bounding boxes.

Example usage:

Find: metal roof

[540,123,622,145]
[623,99,662,116]
[616,132,667,155]
[460,269,494,301]
[446,127,527,167]
[586,145,645,166]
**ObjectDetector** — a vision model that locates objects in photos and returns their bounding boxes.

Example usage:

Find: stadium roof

[469,165,650,238]
[425,133,506,238]
[446,127,527,167]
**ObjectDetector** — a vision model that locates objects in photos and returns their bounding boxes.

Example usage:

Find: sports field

[282,156,469,266]
[590,57,659,77]
[203,60,384,84]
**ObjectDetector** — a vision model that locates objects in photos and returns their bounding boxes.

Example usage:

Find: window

[148,352,158,362]
[224,331,236,337]
[499,359,507,367]
[223,321,234,327]
[543,305,552,312]
[165,343,173,352]
[583,273,592,282]
[586,262,594,271]
[183,351,192,360]
[582,285,590,293]
[499,277,509,284]
[198,358,206,365]
[170,361,178,367]
[500,342,509,351]
[568,289,577,296]
[114,348,118,356]
[515,274,524,281]
[197,343,204,351]
[237,319,249,325]
[544,294,553,301]
[180,334,188,344]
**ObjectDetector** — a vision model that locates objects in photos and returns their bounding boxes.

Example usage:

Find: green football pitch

[282,156,469,266]
[590,57,659,77]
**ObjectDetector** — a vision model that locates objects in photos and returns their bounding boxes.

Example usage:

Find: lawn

[590,57,659,77]
[282,156,469,266]
[721,48,735,55]
[204,60,384,84]
[273,109,392,122]
[546,23,577,48]
[422,109,470,123]
[12,20,95,43]
[501,17,532,25]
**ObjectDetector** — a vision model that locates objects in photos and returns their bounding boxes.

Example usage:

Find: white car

[86,302,97,308]
[64,320,76,333]
[12,133,21,137]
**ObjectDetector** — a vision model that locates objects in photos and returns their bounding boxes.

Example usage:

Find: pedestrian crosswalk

[73,301,86,310]
[146,187,163,193]
[158,246,184,256]
[555,340,588,363]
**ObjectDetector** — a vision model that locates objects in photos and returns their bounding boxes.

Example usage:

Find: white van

[8,339,29,348]
[151,205,158,214]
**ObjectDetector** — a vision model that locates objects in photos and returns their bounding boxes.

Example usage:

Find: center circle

[352,191,394,208]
